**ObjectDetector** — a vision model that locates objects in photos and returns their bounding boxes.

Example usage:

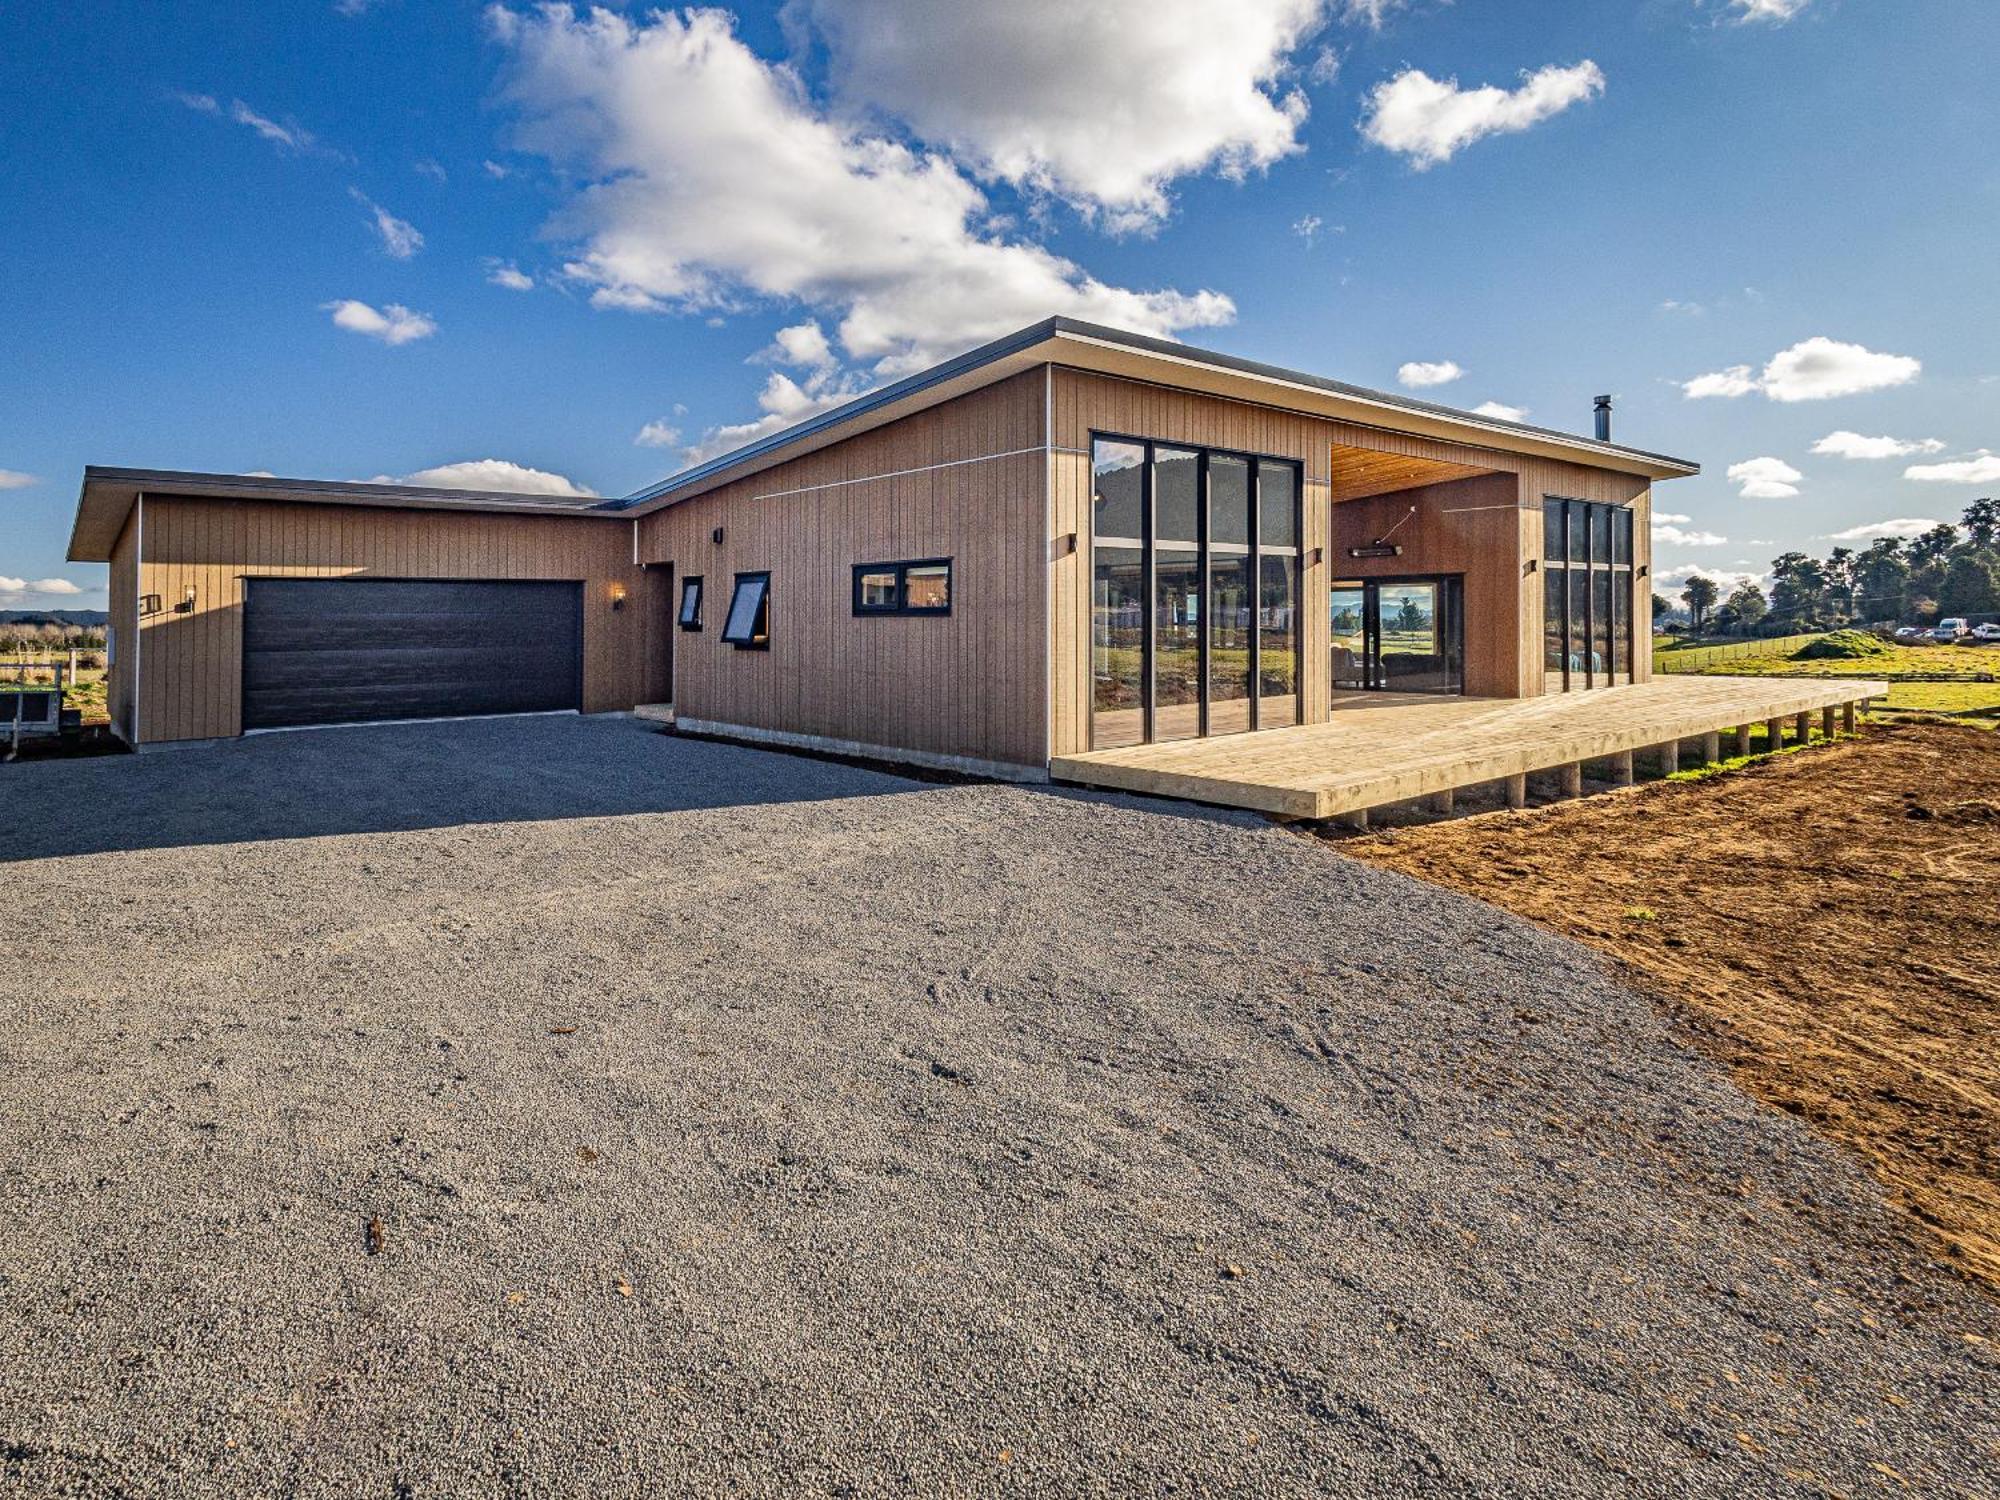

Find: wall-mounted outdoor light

[609,583,627,611]
[1058,531,1078,555]
[174,584,197,614]
[1306,546,1325,566]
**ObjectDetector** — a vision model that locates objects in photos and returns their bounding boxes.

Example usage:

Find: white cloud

[1904,450,2000,484]
[1681,364,1760,400]
[1659,299,1706,317]
[414,158,447,183]
[350,190,423,259]
[679,369,869,466]
[0,469,37,490]
[1360,61,1605,169]
[485,261,535,291]
[1653,524,1728,547]
[1653,512,1692,524]
[1339,0,1405,26]
[176,93,319,153]
[1398,359,1463,389]
[0,577,82,596]
[1656,564,1766,594]
[489,5,1234,377]
[482,159,513,179]
[1293,213,1324,245]
[1729,0,1811,22]
[375,460,596,497]
[761,320,838,372]
[634,420,682,449]
[324,299,437,345]
[1812,430,1946,460]
[1827,518,1945,542]
[797,0,1324,230]
[1684,337,1921,402]
[1727,456,1803,499]
[1471,400,1528,422]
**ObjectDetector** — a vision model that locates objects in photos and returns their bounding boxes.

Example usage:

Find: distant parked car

[1970,622,2000,642]
[1893,625,1925,639]
[1935,617,1970,640]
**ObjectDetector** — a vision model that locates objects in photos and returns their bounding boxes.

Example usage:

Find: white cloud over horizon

[1471,400,1528,422]
[371,459,596,497]
[325,299,437,345]
[1729,0,1812,22]
[489,5,1235,378]
[1683,337,1921,402]
[799,0,1327,231]
[1653,523,1728,547]
[1904,450,2000,484]
[1360,61,1605,169]
[0,469,38,490]
[1397,359,1463,389]
[1811,430,1946,460]
[0,576,83,596]
[1826,518,1944,542]
[1728,455,1803,499]
[633,420,682,448]
[1655,563,1766,595]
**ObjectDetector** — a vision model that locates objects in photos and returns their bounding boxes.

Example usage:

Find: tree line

[0,621,108,654]
[1661,497,1998,634]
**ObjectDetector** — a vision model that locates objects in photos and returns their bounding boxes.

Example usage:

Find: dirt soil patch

[1338,720,2000,1287]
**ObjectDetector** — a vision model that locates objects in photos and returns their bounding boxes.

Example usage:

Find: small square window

[854,568,900,613]
[678,576,703,630]
[721,572,770,649]
[851,558,952,616]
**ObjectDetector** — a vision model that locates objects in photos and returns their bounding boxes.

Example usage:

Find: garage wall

[134,496,647,743]
[107,506,138,743]
[637,368,1049,771]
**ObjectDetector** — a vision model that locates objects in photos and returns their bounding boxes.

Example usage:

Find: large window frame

[720,571,771,651]
[1542,496,1635,691]
[852,558,953,617]
[1089,433,1303,748]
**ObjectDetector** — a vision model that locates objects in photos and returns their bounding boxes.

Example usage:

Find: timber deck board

[1049,676,1890,819]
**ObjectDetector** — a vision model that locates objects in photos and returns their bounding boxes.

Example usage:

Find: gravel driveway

[3,715,1994,1497]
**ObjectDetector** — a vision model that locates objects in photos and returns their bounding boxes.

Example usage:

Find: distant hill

[0,609,109,627]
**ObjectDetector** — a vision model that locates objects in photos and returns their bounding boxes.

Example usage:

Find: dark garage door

[242,578,583,730]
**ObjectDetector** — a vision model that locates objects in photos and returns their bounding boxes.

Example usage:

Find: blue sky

[3,0,1996,611]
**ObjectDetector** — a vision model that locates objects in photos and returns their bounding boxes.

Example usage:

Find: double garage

[240,578,583,730]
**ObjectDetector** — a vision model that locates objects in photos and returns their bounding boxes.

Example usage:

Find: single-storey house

[67,317,1882,816]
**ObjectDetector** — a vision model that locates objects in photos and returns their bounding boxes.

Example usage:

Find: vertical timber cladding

[107,506,139,742]
[1048,368,1338,758]
[637,367,1050,769]
[1320,419,1652,699]
[135,496,649,743]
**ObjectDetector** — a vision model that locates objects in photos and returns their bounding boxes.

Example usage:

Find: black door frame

[1331,574,1465,695]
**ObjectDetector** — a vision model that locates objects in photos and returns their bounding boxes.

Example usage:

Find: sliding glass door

[1090,436,1303,748]
[1328,577,1465,695]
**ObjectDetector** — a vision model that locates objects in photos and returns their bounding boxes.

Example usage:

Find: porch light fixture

[609,583,626,611]
[174,584,197,614]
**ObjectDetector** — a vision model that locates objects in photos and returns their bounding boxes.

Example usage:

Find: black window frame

[851,557,954,617]
[1087,430,1303,748]
[720,571,771,651]
[678,575,704,631]
[1542,496,1635,692]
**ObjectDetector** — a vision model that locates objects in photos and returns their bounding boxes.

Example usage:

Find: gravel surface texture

[2,715,1995,1498]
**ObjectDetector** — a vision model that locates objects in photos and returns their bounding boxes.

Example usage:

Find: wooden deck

[1049,676,1890,820]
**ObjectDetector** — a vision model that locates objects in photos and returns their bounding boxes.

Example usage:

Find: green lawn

[1665,636,2000,724]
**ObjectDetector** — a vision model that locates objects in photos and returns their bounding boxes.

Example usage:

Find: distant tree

[1823,547,1857,622]
[1716,583,1767,634]
[1938,553,2000,617]
[1680,575,1719,631]
[1652,593,1673,624]
[1909,523,1960,569]
[1395,595,1425,632]
[1963,497,1999,550]
[1853,537,1911,623]
[1768,552,1831,626]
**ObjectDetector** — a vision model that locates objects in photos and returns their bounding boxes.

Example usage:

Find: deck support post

[1822,705,1838,740]
[1337,809,1369,832]
[1659,740,1681,775]
[1795,711,1813,745]
[1612,751,1635,786]
[1765,717,1783,751]
[1560,762,1584,799]
[1701,732,1721,766]
[1735,723,1753,757]
[1505,773,1528,810]
[1843,701,1857,734]
[1429,788,1455,816]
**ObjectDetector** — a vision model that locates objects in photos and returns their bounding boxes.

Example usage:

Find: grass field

[1661,635,2000,723]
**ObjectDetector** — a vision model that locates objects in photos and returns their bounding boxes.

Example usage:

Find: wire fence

[1654,633,1824,672]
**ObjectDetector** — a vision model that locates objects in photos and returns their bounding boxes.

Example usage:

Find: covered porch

[1049,676,1890,822]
